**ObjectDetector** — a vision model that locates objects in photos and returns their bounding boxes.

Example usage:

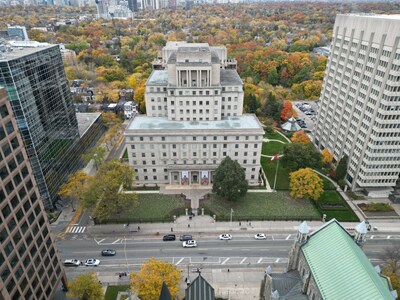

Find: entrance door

[192,172,199,184]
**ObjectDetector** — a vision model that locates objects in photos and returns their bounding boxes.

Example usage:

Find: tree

[58,171,91,208]
[381,244,400,297]
[212,156,248,201]
[67,272,104,300]
[81,159,137,222]
[282,143,322,172]
[128,74,137,89]
[289,168,324,200]
[280,101,297,121]
[291,130,310,144]
[82,146,106,170]
[335,154,348,181]
[130,258,181,300]
[321,148,333,164]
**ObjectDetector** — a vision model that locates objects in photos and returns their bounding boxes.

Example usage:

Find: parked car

[101,249,116,256]
[63,259,81,267]
[182,240,198,248]
[85,258,100,266]
[219,234,232,240]
[163,234,176,241]
[179,234,193,241]
[254,233,267,240]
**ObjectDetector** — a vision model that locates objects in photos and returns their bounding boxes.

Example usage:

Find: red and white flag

[271,154,279,161]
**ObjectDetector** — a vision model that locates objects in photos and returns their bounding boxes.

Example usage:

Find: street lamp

[230,208,234,227]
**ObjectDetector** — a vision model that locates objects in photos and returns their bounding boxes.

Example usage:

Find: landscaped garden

[262,141,286,156]
[264,131,290,143]
[105,285,130,300]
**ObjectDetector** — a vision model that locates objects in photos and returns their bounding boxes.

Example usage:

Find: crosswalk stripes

[66,226,86,234]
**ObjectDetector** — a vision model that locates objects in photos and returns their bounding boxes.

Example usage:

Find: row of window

[131,143,259,150]
[130,135,260,142]
[136,174,256,181]
[132,159,259,166]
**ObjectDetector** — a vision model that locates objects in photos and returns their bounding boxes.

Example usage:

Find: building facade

[125,42,263,187]
[0,44,82,208]
[0,88,67,299]
[314,14,400,195]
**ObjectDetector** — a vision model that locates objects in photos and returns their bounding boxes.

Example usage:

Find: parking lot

[292,101,319,133]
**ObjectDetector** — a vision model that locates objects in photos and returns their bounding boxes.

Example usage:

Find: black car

[179,234,193,241]
[163,234,176,241]
[101,249,116,256]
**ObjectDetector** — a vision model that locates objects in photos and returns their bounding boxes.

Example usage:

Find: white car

[182,240,198,248]
[254,233,267,240]
[85,258,100,266]
[219,234,232,240]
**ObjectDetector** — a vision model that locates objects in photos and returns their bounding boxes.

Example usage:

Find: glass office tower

[0,45,82,208]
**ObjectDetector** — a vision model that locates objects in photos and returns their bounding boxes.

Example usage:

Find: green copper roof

[302,220,393,300]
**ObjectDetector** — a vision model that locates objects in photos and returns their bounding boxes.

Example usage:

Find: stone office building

[125,42,264,187]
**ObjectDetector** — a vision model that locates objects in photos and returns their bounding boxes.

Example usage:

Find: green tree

[130,257,181,300]
[212,156,248,200]
[67,272,104,300]
[82,146,106,170]
[244,93,260,114]
[81,159,136,222]
[282,143,322,172]
[335,154,348,181]
[289,168,324,201]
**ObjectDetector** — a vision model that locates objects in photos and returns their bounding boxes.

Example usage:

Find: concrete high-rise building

[6,25,29,41]
[125,42,263,190]
[0,44,82,208]
[314,14,400,197]
[0,88,67,299]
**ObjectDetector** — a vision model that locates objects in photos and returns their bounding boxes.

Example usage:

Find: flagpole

[273,154,280,191]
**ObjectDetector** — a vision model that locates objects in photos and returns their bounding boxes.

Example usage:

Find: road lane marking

[221,258,230,265]
[275,258,280,263]
[95,238,105,245]
[257,258,263,264]
[112,239,121,244]
[175,258,184,265]
[387,236,391,239]
[285,235,291,240]
[240,258,247,264]
[370,235,374,239]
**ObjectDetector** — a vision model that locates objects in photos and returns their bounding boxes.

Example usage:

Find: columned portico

[169,170,214,186]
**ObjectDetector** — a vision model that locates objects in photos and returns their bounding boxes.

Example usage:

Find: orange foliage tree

[321,148,333,164]
[291,130,310,144]
[280,101,298,121]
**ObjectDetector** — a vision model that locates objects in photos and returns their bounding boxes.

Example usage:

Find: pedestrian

[124,272,127,276]
[239,221,241,226]
[138,226,140,231]
[249,222,251,226]
[228,269,230,272]
[126,223,129,227]
[171,227,173,232]
[188,224,190,228]
[119,273,122,278]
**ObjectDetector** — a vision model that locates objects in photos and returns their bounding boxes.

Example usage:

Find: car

[179,234,193,241]
[182,240,198,248]
[63,259,81,267]
[219,234,232,240]
[300,124,307,128]
[254,233,267,240]
[101,249,116,256]
[163,234,176,241]
[85,258,100,266]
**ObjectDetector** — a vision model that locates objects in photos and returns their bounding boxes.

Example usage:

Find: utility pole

[230,208,234,227]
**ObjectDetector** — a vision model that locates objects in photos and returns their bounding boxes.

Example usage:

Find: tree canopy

[212,156,248,201]
[130,257,181,300]
[289,168,324,201]
[58,170,91,206]
[81,159,137,222]
[282,143,322,172]
[291,130,310,144]
[321,148,333,164]
[335,154,348,181]
[67,272,104,300]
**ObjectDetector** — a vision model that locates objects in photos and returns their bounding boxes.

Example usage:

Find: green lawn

[202,192,320,221]
[104,285,130,300]
[316,191,359,222]
[105,194,188,223]
[264,131,290,143]
[261,156,290,190]
[262,141,286,156]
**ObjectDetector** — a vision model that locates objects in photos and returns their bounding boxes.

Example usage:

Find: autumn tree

[289,168,324,201]
[212,156,248,201]
[282,143,322,172]
[280,101,298,121]
[321,149,333,164]
[291,130,310,144]
[82,146,106,170]
[58,171,91,209]
[81,159,136,222]
[130,258,181,300]
[67,272,104,300]
[381,245,400,297]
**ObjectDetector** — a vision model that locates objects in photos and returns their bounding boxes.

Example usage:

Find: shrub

[265,125,274,134]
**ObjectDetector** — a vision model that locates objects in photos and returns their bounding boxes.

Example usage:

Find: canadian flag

[270,154,279,161]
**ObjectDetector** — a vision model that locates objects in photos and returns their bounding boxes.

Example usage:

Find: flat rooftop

[343,13,400,20]
[127,115,263,132]
[0,43,57,61]
[76,112,101,137]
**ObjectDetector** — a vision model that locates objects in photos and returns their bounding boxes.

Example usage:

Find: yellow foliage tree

[67,272,104,300]
[321,148,333,164]
[291,130,310,144]
[130,258,181,300]
[289,168,324,201]
[128,74,137,89]
[58,171,91,206]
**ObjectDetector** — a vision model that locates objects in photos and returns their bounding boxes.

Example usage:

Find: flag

[271,154,279,161]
